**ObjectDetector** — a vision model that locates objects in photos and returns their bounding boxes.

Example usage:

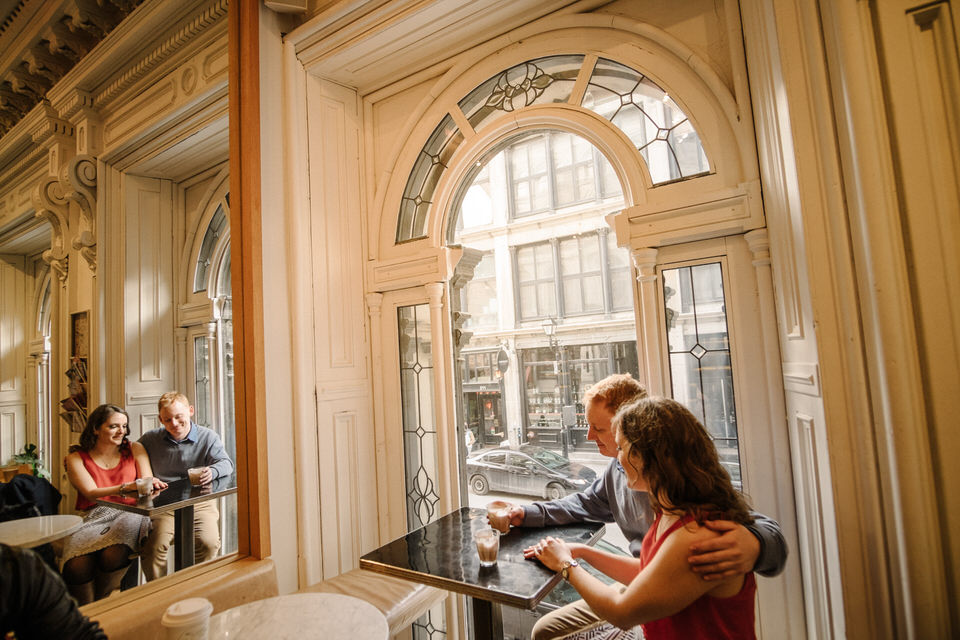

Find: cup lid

[162,597,213,625]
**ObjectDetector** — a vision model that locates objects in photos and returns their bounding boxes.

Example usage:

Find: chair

[299,568,446,638]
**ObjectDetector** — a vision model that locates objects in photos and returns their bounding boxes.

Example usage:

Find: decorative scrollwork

[63,154,98,272]
[32,176,70,283]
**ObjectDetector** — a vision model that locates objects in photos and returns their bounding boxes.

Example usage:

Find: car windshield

[525,448,570,471]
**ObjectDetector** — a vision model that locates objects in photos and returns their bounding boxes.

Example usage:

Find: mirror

[0,0,235,601]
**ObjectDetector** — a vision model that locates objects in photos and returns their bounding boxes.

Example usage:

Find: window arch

[396,55,710,243]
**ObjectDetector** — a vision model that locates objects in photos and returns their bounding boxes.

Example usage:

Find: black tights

[62,544,131,585]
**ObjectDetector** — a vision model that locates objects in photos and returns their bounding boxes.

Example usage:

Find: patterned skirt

[58,505,152,569]
[563,624,643,640]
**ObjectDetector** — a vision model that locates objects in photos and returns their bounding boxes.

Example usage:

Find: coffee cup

[161,597,213,639]
[187,467,206,487]
[486,500,511,534]
[474,527,500,567]
[136,477,153,496]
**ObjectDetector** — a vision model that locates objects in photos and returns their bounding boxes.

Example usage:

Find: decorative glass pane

[583,58,710,184]
[397,115,464,242]
[398,304,440,530]
[458,55,585,131]
[662,262,740,488]
[194,205,227,293]
[193,336,211,428]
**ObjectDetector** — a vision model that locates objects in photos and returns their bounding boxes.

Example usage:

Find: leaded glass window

[662,262,740,489]
[397,54,711,243]
[398,303,447,640]
[194,205,227,293]
[398,115,464,242]
[458,55,584,131]
[583,58,709,184]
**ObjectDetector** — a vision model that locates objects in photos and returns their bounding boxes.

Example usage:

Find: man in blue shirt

[496,374,787,640]
[138,392,233,580]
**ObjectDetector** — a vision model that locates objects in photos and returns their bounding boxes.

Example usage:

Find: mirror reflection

[0,0,235,604]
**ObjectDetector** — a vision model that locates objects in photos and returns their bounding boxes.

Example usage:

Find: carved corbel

[62,154,98,273]
[32,176,70,283]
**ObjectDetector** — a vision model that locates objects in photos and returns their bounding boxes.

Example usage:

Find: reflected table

[0,514,82,548]
[360,506,604,640]
[97,475,236,570]
[209,593,388,639]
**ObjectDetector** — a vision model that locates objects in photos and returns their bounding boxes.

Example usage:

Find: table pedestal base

[471,597,503,640]
[174,505,195,571]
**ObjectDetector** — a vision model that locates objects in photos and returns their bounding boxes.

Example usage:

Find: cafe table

[0,514,82,548]
[360,506,604,640]
[96,474,237,570]
[209,592,388,639]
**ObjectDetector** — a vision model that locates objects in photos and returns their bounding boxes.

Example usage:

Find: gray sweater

[521,457,787,576]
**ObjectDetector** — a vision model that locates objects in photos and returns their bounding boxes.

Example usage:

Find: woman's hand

[151,477,168,491]
[524,536,573,572]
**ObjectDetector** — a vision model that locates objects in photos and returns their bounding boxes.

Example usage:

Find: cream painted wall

[260,4,301,596]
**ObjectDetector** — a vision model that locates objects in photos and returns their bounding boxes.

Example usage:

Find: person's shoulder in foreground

[1,543,108,640]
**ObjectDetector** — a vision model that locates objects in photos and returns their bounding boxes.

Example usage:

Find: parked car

[466,444,597,500]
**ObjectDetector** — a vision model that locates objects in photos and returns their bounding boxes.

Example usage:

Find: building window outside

[508,135,551,216]
[607,231,633,311]
[559,235,604,315]
[552,133,597,207]
[516,242,557,320]
[462,252,498,329]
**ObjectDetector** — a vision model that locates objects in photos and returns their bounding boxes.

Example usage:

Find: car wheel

[470,474,490,495]
[545,483,564,500]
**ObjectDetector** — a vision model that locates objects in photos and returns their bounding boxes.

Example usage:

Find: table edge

[95,486,238,515]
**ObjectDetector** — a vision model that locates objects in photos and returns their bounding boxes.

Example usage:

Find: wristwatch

[560,560,580,581]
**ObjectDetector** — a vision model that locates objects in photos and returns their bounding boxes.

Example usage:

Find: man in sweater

[497,374,787,640]
[138,391,234,580]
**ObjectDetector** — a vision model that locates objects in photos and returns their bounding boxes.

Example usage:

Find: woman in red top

[61,404,167,605]
[530,397,756,639]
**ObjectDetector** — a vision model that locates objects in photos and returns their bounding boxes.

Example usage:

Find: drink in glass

[187,467,206,486]
[474,528,500,567]
[486,500,511,534]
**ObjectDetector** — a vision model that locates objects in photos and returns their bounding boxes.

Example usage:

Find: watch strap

[560,559,580,580]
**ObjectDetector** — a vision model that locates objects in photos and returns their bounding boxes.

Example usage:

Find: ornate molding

[0,1,143,138]
[94,0,228,107]
[31,175,70,283]
[62,153,97,272]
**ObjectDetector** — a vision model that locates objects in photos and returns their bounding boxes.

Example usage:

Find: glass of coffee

[474,527,500,567]
[486,500,511,534]
[187,467,206,486]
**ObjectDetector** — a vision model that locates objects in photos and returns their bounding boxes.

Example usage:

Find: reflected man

[139,391,233,580]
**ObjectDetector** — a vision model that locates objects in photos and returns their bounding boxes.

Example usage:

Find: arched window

[396,55,710,242]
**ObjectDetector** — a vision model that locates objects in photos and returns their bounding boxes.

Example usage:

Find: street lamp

[541,317,571,458]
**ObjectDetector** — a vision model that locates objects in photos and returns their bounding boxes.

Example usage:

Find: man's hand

[506,505,525,526]
[687,520,760,581]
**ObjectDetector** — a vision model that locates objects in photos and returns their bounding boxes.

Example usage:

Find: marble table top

[361,506,604,609]
[209,593,388,639]
[0,514,83,548]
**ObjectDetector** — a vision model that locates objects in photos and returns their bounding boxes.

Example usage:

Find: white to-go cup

[136,477,153,496]
[161,597,213,639]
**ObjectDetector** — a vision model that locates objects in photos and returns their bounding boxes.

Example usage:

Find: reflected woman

[530,397,756,639]
[61,404,167,604]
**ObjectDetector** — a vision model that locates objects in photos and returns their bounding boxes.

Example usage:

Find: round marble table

[209,592,389,639]
[0,514,83,548]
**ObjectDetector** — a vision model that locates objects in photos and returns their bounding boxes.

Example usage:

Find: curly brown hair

[71,404,133,457]
[582,373,647,413]
[614,397,752,524]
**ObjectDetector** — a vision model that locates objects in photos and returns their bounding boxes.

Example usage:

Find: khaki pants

[141,501,221,581]
[533,598,605,640]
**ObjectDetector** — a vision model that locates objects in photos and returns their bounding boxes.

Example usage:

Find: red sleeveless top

[75,450,138,510]
[640,513,757,640]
